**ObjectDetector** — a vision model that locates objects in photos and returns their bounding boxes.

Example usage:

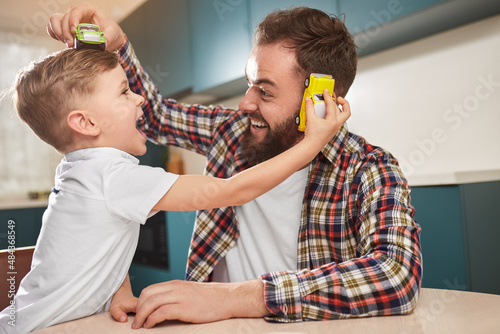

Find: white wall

[347,14,500,185]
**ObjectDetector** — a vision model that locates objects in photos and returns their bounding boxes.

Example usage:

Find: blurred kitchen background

[1,0,499,296]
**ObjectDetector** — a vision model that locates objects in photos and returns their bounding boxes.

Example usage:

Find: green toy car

[74,23,105,50]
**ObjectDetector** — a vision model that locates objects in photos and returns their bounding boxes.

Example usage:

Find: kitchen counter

[406,169,500,187]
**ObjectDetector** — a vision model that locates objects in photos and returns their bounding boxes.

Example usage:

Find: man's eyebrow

[245,73,277,88]
[254,78,276,87]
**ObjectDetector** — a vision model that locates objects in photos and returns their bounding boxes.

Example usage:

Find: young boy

[0,48,350,333]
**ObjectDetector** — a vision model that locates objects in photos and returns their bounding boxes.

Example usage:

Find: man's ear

[67,110,100,137]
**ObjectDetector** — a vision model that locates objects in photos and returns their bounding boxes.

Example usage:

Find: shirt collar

[64,147,139,164]
[319,124,349,166]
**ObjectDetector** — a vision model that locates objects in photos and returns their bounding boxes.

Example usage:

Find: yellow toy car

[296,73,335,132]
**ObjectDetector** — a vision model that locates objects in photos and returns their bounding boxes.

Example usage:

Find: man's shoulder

[345,131,396,162]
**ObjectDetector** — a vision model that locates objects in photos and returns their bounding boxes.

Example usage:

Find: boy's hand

[109,275,138,323]
[109,294,138,323]
[303,89,351,147]
[47,2,125,51]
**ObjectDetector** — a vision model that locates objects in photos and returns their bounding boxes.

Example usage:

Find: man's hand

[46,1,125,51]
[109,274,138,323]
[132,279,270,329]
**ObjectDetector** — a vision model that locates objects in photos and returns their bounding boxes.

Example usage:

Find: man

[47,3,421,329]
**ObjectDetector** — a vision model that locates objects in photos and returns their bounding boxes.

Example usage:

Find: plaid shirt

[119,40,422,323]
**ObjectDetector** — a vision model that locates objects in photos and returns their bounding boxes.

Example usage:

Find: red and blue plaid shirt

[119,39,422,323]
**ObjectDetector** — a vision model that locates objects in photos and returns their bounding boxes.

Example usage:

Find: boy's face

[85,66,147,156]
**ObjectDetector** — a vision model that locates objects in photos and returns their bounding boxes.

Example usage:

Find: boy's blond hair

[15,49,119,152]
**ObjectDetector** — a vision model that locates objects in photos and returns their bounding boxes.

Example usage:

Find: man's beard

[241,112,304,166]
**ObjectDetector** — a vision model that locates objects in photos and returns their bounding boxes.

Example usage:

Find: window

[0,41,61,201]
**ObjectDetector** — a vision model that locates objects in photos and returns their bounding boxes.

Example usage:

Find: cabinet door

[248,0,337,35]
[0,208,44,248]
[460,181,500,295]
[190,0,251,93]
[410,186,468,290]
[338,0,446,34]
[121,0,192,97]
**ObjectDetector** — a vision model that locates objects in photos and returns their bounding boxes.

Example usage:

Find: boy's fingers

[322,89,335,116]
[337,97,352,121]
[303,97,315,122]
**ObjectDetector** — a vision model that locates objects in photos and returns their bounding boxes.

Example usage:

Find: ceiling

[0,0,147,42]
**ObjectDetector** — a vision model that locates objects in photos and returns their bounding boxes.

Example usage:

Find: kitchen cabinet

[340,0,500,56]
[121,0,192,97]
[189,0,340,94]
[129,211,195,295]
[0,207,44,249]
[339,0,446,34]
[189,0,251,93]
[410,185,468,291]
[248,0,338,35]
[411,180,500,295]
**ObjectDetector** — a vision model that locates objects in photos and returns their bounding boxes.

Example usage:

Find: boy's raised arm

[154,93,350,212]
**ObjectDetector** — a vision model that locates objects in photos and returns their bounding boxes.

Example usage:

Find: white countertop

[0,198,48,211]
[407,169,500,187]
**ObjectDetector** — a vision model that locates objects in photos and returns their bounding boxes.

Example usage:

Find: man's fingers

[133,291,176,329]
[59,10,74,46]
[142,305,185,329]
[46,13,64,42]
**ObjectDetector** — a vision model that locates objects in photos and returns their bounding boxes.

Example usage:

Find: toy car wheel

[74,38,83,50]
[304,77,310,88]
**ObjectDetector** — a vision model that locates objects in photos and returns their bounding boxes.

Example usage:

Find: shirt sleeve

[117,39,235,157]
[103,160,179,224]
[259,157,422,322]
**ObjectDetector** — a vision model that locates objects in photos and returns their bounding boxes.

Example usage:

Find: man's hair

[254,6,357,98]
[14,48,119,152]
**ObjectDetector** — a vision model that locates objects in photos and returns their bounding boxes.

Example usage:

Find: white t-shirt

[213,167,309,282]
[0,148,178,333]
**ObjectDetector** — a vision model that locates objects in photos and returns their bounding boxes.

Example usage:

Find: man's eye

[260,89,272,97]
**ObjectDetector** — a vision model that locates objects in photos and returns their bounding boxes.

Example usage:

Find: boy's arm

[154,95,350,212]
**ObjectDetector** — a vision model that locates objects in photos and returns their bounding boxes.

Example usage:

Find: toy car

[296,73,335,132]
[74,23,105,51]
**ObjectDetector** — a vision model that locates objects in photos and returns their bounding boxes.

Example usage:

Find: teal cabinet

[248,0,337,34]
[460,181,500,295]
[411,180,500,295]
[339,0,446,34]
[339,0,500,56]
[410,186,468,291]
[189,0,251,93]
[0,207,45,248]
[121,0,192,97]
[129,211,195,295]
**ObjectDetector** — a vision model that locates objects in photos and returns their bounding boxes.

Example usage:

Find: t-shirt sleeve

[103,160,179,224]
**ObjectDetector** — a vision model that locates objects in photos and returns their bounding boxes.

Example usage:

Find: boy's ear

[67,110,100,137]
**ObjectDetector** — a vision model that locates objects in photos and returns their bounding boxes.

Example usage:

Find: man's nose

[238,86,258,113]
